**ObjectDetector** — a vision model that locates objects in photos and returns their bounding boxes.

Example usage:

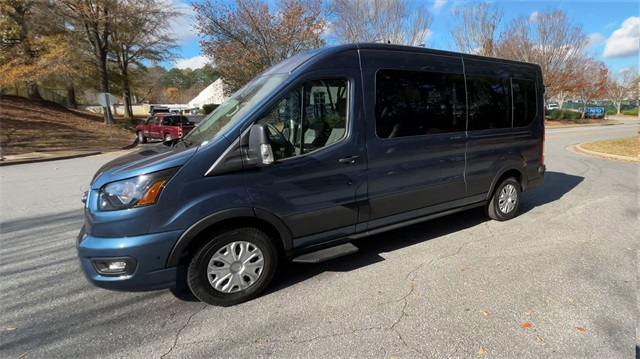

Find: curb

[546,120,638,129]
[0,151,103,166]
[568,144,639,163]
[0,139,141,166]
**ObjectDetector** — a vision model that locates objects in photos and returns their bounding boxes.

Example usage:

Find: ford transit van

[77,43,545,306]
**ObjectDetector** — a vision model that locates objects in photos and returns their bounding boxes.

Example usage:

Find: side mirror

[248,124,274,166]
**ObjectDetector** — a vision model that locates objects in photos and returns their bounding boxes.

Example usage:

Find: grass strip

[580,136,638,158]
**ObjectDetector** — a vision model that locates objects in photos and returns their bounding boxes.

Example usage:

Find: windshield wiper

[176,137,192,148]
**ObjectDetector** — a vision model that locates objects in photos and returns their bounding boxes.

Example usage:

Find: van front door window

[257,78,349,160]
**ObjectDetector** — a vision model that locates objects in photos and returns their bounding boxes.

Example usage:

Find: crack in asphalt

[160,304,207,359]
[162,238,488,358]
[387,236,490,357]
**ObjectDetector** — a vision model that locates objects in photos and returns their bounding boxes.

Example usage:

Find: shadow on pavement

[519,171,584,214]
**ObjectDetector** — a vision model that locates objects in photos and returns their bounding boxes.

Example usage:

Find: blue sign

[583,107,605,119]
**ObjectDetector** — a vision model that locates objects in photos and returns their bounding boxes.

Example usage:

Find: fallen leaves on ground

[478,346,486,355]
[522,322,532,328]
[575,327,586,332]
[482,311,489,317]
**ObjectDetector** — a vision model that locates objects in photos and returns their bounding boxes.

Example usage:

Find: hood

[91,144,198,189]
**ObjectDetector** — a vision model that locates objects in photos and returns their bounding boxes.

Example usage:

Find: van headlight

[98,168,178,211]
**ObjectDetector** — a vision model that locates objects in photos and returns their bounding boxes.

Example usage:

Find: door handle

[339,156,360,164]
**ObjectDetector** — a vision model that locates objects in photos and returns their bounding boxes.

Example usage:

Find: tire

[164,133,172,141]
[137,131,147,144]
[487,177,521,221]
[187,228,278,306]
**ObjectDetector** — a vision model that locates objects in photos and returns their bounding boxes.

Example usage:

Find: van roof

[263,43,540,77]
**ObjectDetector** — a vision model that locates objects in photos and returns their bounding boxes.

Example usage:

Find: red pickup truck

[136,114,195,143]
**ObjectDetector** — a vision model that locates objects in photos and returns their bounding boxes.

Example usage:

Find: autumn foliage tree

[194,0,326,92]
[57,0,121,123]
[0,0,54,100]
[573,57,608,118]
[329,0,432,46]
[450,7,591,103]
[496,10,589,103]
[108,0,180,118]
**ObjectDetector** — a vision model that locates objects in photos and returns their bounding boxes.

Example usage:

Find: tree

[607,66,639,114]
[189,65,219,90]
[574,57,608,119]
[165,87,180,103]
[329,0,432,46]
[108,0,180,118]
[0,0,49,100]
[58,0,120,124]
[194,0,326,91]
[495,10,589,103]
[449,2,503,56]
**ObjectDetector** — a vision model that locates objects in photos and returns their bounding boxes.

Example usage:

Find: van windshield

[184,74,288,147]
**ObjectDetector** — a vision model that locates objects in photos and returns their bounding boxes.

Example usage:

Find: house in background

[188,78,226,112]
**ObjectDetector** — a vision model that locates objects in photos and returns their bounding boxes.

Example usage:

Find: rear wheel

[487,177,521,221]
[137,131,147,143]
[187,228,278,306]
[164,133,172,141]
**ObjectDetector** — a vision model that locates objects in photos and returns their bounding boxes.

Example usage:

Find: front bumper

[76,226,183,291]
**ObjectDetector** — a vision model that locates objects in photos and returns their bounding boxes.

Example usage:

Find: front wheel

[487,177,521,221]
[137,131,147,143]
[187,228,278,306]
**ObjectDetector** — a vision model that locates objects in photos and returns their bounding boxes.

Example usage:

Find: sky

[167,0,639,73]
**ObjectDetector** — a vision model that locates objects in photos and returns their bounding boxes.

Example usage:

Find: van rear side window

[512,79,537,127]
[375,69,466,138]
[466,76,538,130]
[466,75,511,130]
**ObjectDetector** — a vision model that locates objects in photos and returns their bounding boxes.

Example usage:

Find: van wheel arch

[166,210,291,268]
[487,168,523,201]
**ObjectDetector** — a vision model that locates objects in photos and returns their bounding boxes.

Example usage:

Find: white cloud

[587,33,606,49]
[432,0,447,13]
[167,1,199,43]
[603,16,640,58]
[529,11,539,22]
[173,55,211,69]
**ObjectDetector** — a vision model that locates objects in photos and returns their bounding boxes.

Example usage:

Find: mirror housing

[247,124,274,166]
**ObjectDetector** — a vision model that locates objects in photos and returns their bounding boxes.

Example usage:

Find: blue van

[77,43,545,306]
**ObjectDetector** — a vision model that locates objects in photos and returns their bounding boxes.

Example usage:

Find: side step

[291,243,359,264]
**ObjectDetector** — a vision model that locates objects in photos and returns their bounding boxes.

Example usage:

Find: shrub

[622,107,638,116]
[606,110,617,116]
[547,109,582,121]
[202,103,219,115]
[548,109,562,120]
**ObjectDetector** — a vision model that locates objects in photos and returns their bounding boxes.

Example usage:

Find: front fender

[165,207,293,267]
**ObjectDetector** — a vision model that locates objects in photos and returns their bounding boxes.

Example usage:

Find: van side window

[257,78,349,160]
[467,75,511,130]
[512,79,537,127]
[375,69,466,138]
